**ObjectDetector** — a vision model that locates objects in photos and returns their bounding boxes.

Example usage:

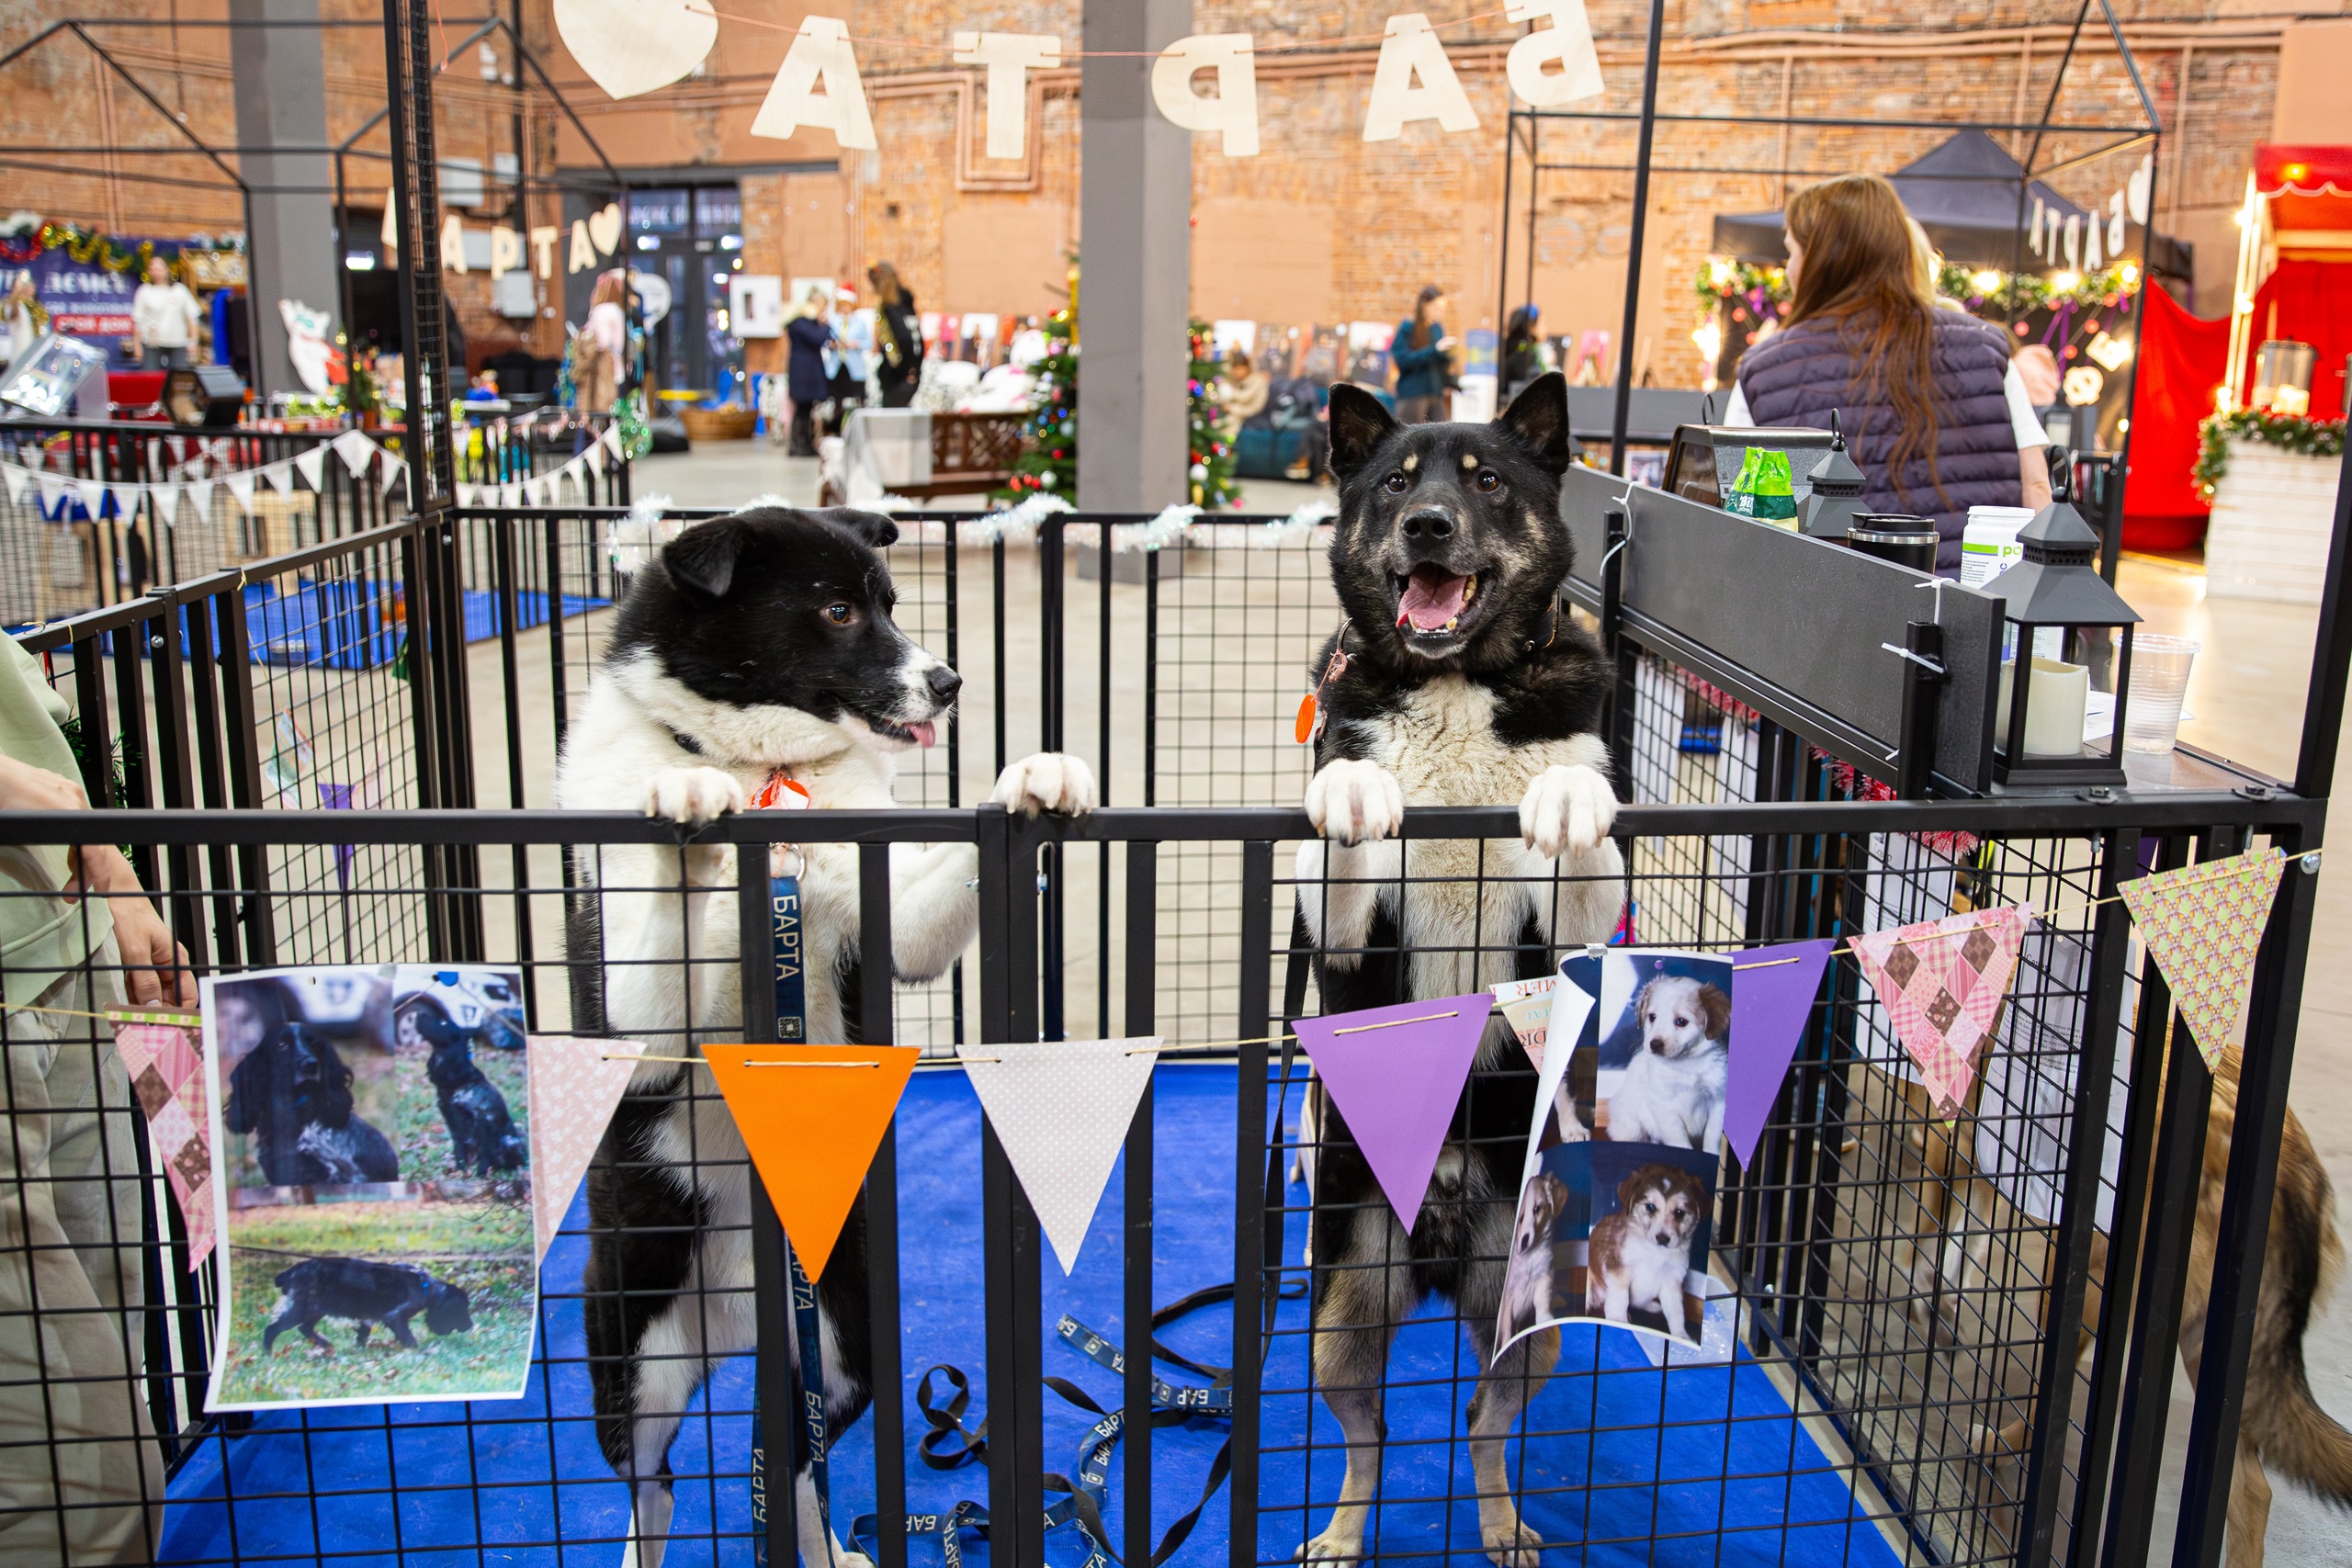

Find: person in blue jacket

[1390,284,1458,423]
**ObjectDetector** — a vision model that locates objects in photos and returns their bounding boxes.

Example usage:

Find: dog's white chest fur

[1609,1045,1727,1148]
[1299,677,1623,998]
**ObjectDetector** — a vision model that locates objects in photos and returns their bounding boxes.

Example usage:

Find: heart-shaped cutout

[588,203,623,256]
[554,0,716,101]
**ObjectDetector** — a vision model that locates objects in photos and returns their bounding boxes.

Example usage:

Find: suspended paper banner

[1291,993,1494,1232]
[585,439,607,476]
[114,1022,216,1267]
[293,446,327,492]
[526,1035,646,1266]
[332,428,377,477]
[152,481,181,527]
[1,464,26,504]
[2118,848,2286,1070]
[224,471,256,514]
[702,1043,918,1280]
[958,1037,1159,1272]
[110,484,142,518]
[263,462,295,501]
[1723,938,1835,1169]
[1152,33,1259,156]
[73,477,105,516]
[35,471,64,510]
[749,14,878,151]
[1503,0,1602,107]
[554,0,718,99]
[1362,12,1480,142]
[186,478,216,517]
[1849,905,2030,1118]
[456,483,478,509]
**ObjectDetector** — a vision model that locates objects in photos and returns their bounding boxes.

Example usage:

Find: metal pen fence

[0,788,2320,1568]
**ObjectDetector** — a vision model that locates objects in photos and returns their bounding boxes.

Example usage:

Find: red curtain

[2238,259,2352,420]
[2123,281,2231,548]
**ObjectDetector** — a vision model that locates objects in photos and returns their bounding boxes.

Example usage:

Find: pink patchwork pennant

[111,1023,216,1267]
[1849,905,2030,1119]
[2118,848,2285,1070]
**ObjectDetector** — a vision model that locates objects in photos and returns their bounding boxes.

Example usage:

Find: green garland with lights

[1187,320,1240,510]
[1693,255,2140,331]
[2195,408,2347,500]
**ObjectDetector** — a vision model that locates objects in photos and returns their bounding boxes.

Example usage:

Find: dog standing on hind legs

[1292,372,1624,1567]
[555,504,1095,1568]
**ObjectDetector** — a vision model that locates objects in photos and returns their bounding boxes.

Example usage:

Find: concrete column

[1078,0,1192,511]
[230,0,340,395]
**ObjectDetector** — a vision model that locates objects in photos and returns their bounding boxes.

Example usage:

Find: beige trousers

[0,940,163,1565]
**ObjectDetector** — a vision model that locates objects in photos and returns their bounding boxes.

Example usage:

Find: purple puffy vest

[1736,310,2023,570]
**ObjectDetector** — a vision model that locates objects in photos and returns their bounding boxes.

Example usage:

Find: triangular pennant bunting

[262,461,295,500]
[958,1037,1159,1273]
[332,428,376,477]
[224,471,256,513]
[110,483,143,517]
[586,440,606,476]
[112,1024,216,1267]
[73,477,105,516]
[1,463,25,504]
[1724,938,1836,1168]
[456,482,478,508]
[2119,848,2286,1069]
[604,424,625,457]
[294,446,328,492]
[186,478,215,517]
[35,471,63,509]
[165,434,187,464]
[502,481,526,508]
[1849,905,2030,1117]
[184,454,207,480]
[526,1035,646,1266]
[379,455,405,495]
[151,481,180,527]
[1291,993,1495,1233]
[703,1044,918,1280]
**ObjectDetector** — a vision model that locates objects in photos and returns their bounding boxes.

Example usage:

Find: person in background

[1501,304,1544,402]
[785,287,835,457]
[1216,344,1269,441]
[1724,174,2052,573]
[824,285,872,436]
[575,270,628,421]
[0,632,193,1564]
[3,276,42,373]
[866,261,923,410]
[131,257,200,371]
[2013,343,2063,415]
[1389,285,1457,424]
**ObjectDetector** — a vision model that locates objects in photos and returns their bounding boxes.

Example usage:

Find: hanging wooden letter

[489,226,523,280]
[1151,33,1259,156]
[1363,13,1480,142]
[1503,0,1602,107]
[751,15,879,152]
[439,214,469,274]
[569,219,598,274]
[951,32,1062,161]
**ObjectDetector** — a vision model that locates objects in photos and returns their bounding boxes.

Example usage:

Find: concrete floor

[562,446,2352,1562]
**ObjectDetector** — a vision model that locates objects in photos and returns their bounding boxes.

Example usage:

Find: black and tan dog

[1292,372,1623,1567]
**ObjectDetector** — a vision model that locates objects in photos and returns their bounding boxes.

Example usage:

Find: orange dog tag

[1295,692,1318,745]
[751,773,812,810]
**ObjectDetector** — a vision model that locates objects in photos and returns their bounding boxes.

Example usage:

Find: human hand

[0,753,90,814]
[80,847,195,1009]
[1439,335,1460,353]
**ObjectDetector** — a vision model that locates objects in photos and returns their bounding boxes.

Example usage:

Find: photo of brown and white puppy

[1500,1172,1569,1341]
[1605,975,1730,1150]
[1585,1163,1705,1345]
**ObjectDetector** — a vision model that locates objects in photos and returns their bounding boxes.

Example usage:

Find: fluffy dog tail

[2242,1171,2352,1507]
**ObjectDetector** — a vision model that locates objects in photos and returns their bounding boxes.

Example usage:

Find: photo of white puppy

[1499,1171,1568,1340]
[1604,974,1729,1149]
[1584,1162,1705,1344]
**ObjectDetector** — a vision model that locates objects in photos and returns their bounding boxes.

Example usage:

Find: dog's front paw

[645,766,746,828]
[1519,763,1618,860]
[1306,759,1404,846]
[1478,1508,1545,1568]
[1295,1526,1368,1564]
[992,752,1097,817]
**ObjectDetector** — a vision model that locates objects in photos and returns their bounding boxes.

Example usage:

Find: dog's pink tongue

[1398,569,1469,631]
[909,721,938,749]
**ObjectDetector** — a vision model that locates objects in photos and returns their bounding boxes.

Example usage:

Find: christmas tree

[997,265,1080,503]
[1188,320,1241,510]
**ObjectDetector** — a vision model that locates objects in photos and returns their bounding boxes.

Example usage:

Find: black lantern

[1989,501,2141,786]
[1797,417,1867,539]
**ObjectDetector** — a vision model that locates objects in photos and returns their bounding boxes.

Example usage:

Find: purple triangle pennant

[1292,992,1494,1234]
[1724,939,1835,1170]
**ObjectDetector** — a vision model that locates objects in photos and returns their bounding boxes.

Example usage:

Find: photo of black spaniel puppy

[413,1005,527,1175]
[261,1258,475,1353]
[224,1021,399,1187]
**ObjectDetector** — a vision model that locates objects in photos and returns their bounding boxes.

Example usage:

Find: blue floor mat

[163,1066,1903,1567]
[170,581,607,671]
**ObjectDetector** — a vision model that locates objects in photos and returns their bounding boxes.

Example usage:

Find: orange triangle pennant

[702,1044,919,1280]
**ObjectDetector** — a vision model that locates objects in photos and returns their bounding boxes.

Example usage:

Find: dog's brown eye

[1383,470,1409,494]
[822,603,854,625]
[1476,468,1500,492]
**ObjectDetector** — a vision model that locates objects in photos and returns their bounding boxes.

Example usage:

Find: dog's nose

[1399,508,1454,540]
[925,665,963,702]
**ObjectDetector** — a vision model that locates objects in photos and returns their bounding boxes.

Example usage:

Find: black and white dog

[225,1023,400,1187]
[1293,372,1623,1567]
[413,1004,528,1175]
[554,505,1091,1568]
[262,1257,474,1352]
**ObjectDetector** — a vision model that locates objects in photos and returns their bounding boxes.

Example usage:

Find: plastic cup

[2123,634,2199,753]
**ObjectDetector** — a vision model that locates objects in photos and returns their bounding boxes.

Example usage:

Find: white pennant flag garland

[20,446,41,471]
[185,478,216,518]
[502,482,526,508]
[526,1035,647,1266]
[332,428,377,477]
[165,434,187,464]
[603,424,624,458]
[957,1037,1159,1273]
[225,471,257,514]
[2,464,25,504]
[262,461,296,501]
[457,482,478,508]
[152,481,181,528]
[380,457,407,498]
[35,471,64,511]
[73,478,105,517]
[294,446,328,492]
[585,439,606,476]
[110,483,144,518]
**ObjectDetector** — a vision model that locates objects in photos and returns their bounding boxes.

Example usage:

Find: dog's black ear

[809,506,900,551]
[663,517,749,600]
[224,1047,265,1132]
[1495,371,1573,475]
[1326,383,1398,482]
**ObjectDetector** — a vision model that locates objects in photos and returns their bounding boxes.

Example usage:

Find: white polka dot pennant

[957,1037,1161,1274]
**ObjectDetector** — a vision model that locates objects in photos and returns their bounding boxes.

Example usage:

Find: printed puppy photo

[1492,1138,1718,1353]
[203,965,537,1411]
[1593,951,1733,1152]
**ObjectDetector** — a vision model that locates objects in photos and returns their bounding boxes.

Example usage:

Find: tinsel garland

[2195,409,2348,500]
[0,223,195,278]
[614,387,652,460]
